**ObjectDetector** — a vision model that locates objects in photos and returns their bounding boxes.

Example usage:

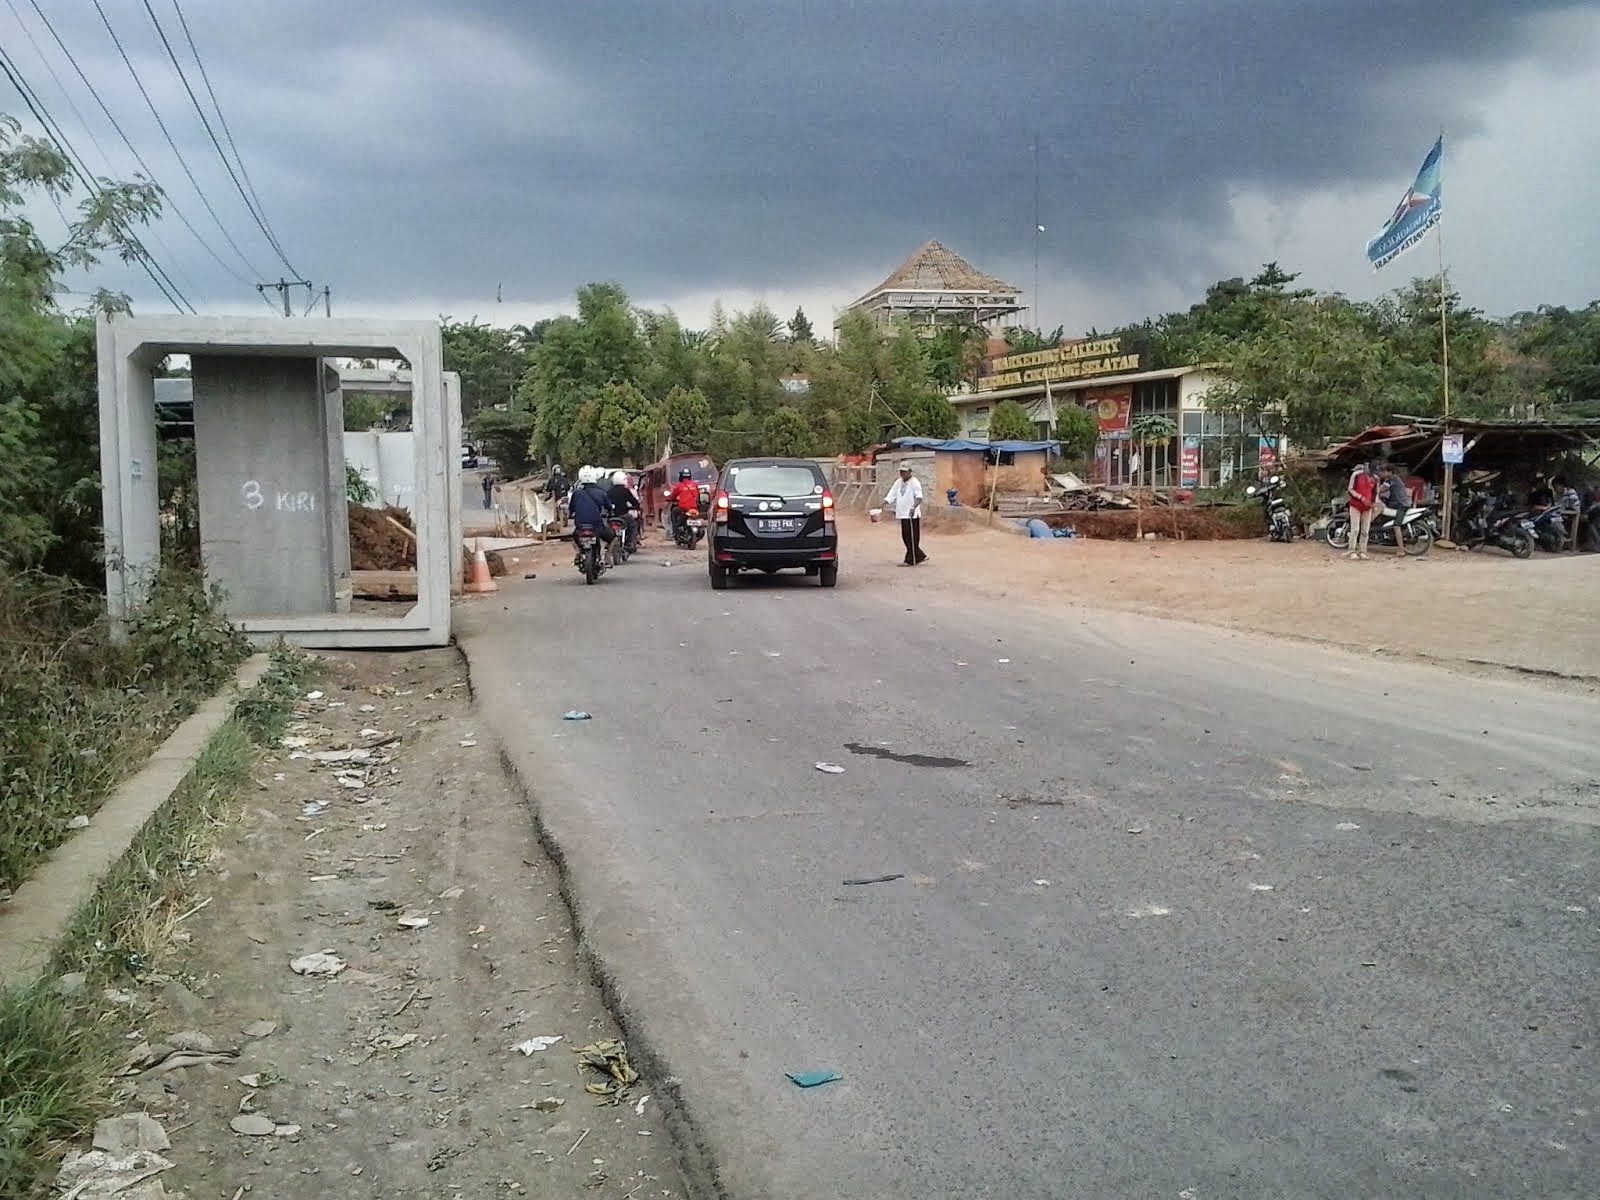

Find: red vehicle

[640,452,718,531]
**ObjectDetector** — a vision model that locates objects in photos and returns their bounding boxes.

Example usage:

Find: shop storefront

[951,340,1281,489]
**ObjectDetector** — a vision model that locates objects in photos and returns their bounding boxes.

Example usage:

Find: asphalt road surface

[459,549,1599,1200]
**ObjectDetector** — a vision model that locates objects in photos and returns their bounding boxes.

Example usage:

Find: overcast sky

[11,0,1599,334]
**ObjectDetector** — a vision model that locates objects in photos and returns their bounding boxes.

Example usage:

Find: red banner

[1258,438,1279,473]
[1180,438,1200,488]
[1085,387,1131,435]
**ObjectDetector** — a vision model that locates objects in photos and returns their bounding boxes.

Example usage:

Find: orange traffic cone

[464,546,498,594]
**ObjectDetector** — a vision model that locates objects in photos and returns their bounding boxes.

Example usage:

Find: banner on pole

[1440,433,1464,465]
[1365,137,1442,271]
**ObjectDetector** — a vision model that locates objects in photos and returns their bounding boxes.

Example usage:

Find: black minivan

[707,458,838,589]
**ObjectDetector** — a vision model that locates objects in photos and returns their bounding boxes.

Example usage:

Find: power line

[168,0,295,273]
[140,0,301,278]
[88,0,269,280]
[0,46,191,311]
[0,46,192,311]
[21,0,257,287]
[4,0,201,299]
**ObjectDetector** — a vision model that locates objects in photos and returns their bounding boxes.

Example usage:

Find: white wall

[344,431,418,511]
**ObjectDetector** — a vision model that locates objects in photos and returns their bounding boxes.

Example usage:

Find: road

[458,541,1600,1200]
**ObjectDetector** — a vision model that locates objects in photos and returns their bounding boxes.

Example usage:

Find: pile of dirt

[348,505,416,570]
[1042,507,1259,540]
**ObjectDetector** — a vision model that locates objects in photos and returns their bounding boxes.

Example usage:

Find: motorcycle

[672,504,707,550]
[1244,474,1294,542]
[1325,500,1435,556]
[607,516,631,565]
[572,524,608,585]
[1456,491,1533,558]
[1526,505,1570,553]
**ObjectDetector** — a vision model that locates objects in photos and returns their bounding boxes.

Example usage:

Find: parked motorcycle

[1244,475,1294,542]
[1526,505,1570,553]
[573,524,608,585]
[1456,491,1533,558]
[1325,500,1435,556]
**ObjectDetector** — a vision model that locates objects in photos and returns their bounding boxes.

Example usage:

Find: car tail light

[821,490,835,514]
[715,490,730,522]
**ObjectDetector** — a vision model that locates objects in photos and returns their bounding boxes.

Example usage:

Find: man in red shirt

[1346,460,1380,560]
[669,468,702,542]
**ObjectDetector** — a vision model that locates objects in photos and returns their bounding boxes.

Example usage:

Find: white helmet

[611,471,628,487]
[577,465,597,485]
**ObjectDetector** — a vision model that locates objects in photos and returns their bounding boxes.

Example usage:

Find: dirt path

[124,649,686,1199]
[836,511,1600,682]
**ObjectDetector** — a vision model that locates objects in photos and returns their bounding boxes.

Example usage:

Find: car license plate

[758,518,798,532]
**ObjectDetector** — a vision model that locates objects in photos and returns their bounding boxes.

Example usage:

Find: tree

[761,406,815,457]
[1003,326,1066,354]
[788,307,814,343]
[1054,404,1099,462]
[1129,413,1177,539]
[341,391,395,431]
[902,393,959,439]
[441,319,533,416]
[0,114,163,579]
[561,381,657,468]
[660,385,711,452]
[987,399,1037,442]
[469,408,539,477]
[1203,295,1386,445]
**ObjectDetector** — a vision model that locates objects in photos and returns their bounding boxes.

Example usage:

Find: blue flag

[1365,137,1442,270]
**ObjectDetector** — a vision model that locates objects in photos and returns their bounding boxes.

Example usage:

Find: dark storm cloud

[14,0,1595,311]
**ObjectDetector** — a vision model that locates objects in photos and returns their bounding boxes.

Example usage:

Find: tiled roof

[862,240,1020,299]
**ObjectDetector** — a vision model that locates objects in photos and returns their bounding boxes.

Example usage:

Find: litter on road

[786,1070,842,1088]
[562,710,592,721]
[229,1114,277,1137]
[575,1039,639,1102]
[842,874,903,886]
[289,951,346,977]
[513,1035,564,1055]
[814,762,845,774]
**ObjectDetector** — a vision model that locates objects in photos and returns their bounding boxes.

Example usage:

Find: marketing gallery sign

[977,337,1140,392]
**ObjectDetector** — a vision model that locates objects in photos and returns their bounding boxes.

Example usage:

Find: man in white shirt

[883,464,928,566]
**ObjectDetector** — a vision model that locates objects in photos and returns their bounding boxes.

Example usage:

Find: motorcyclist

[567,466,614,561]
[669,468,702,542]
[606,470,642,551]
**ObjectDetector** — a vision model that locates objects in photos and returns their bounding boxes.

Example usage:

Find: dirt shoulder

[839,511,1600,683]
[122,649,686,1199]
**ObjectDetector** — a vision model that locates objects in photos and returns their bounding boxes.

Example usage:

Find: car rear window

[726,465,824,498]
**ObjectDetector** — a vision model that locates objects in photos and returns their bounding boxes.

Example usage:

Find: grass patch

[0,649,307,1199]
[0,568,250,896]
[0,985,113,1196]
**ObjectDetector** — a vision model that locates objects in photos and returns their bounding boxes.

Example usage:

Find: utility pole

[257,277,311,317]
[321,285,332,317]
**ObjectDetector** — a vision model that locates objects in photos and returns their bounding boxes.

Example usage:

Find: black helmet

[678,468,692,480]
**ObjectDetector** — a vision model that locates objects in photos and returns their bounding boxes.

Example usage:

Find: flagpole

[1436,130,1455,545]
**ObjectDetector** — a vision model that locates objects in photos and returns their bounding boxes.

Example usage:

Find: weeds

[0,567,248,894]
[0,650,305,1198]
[0,986,113,1196]
[234,646,320,746]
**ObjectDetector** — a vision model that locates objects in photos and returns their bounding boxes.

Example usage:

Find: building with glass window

[948,348,1286,488]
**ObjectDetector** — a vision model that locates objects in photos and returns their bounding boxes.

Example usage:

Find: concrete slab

[98,316,455,648]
